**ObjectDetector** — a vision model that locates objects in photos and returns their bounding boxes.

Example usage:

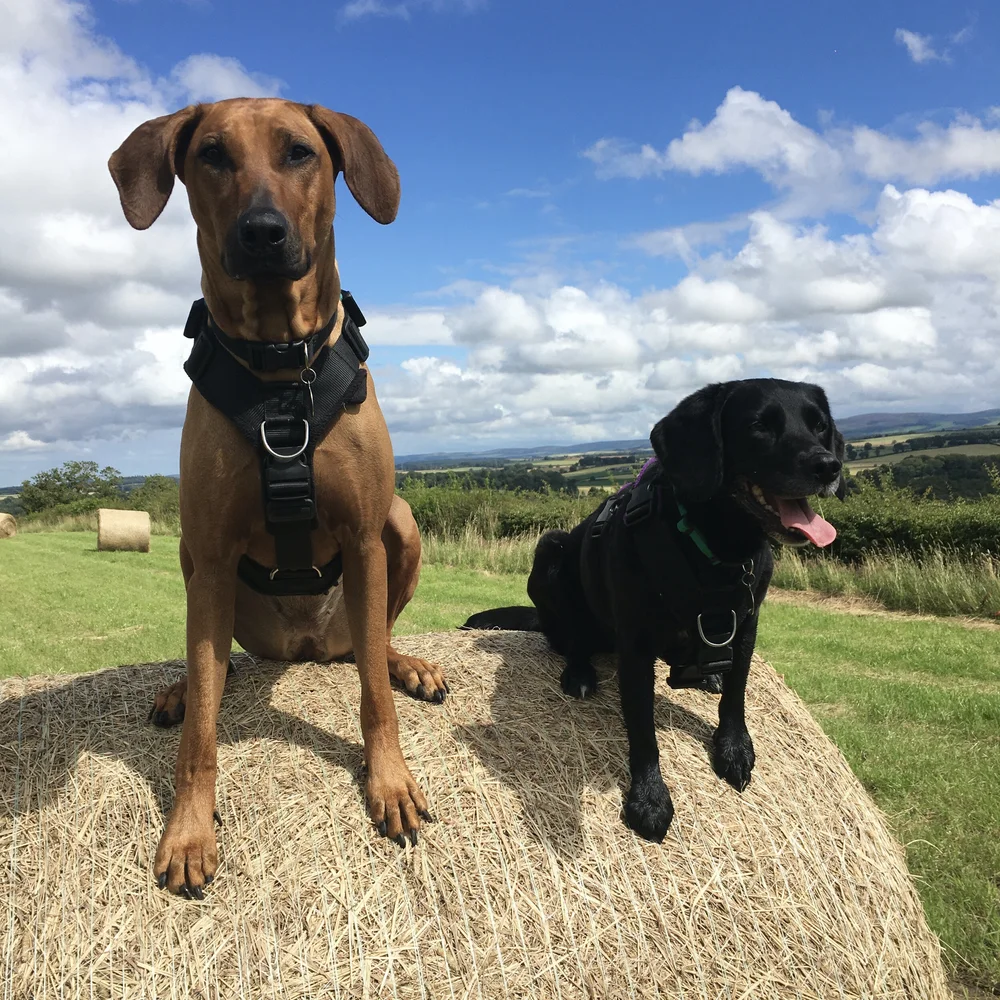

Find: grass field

[1,531,998,990]
[846,442,1000,472]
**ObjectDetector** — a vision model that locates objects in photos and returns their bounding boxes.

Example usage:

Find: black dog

[464,379,846,841]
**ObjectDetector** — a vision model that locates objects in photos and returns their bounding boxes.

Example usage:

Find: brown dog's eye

[288,144,315,164]
[199,145,224,167]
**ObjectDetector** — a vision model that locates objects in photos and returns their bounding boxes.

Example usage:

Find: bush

[399,482,597,539]
[127,475,179,521]
[811,476,1000,561]
[18,461,123,514]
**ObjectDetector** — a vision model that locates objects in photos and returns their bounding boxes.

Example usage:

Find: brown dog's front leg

[342,532,431,846]
[154,565,235,896]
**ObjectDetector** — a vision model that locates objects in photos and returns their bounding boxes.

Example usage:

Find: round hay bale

[0,512,15,538]
[96,507,150,552]
[0,632,949,999]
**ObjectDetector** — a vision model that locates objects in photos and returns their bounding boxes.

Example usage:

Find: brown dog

[109,98,446,897]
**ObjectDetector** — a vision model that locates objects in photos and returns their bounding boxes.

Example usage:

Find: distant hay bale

[0,512,15,538]
[0,632,949,999]
[96,507,150,552]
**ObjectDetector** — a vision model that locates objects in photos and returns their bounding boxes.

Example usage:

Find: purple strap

[615,456,659,497]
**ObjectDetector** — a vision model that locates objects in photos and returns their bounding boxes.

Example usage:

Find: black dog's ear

[650,382,732,502]
[833,428,848,500]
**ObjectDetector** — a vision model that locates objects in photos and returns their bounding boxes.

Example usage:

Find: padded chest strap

[182,294,370,597]
[594,478,758,688]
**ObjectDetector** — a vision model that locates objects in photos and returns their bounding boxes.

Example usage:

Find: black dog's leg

[618,638,674,841]
[560,648,599,699]
[712,614,757,791]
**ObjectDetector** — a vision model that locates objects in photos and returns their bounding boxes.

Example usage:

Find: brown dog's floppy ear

[650,382,732,503]
[307,106,401,225]
[108,105,202,230]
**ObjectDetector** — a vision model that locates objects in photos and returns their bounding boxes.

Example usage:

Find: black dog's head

[650,378,846,547]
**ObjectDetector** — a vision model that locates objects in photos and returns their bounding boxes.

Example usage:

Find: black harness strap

[182,292,370,597]
[593,472,758,688]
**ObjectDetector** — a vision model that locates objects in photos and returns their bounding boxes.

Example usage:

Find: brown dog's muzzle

[224,205,310,281]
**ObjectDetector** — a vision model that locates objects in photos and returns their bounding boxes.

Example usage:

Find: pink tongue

[775,497,837,547]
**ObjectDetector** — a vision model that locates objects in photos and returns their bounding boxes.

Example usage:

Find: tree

[18,462,124,514]
[128,475,179,520]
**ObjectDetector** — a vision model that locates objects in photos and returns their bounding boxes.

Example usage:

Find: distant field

[847,429,945,448]
[847,442,1000,471]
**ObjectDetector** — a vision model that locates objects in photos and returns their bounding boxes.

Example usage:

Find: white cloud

[372,188,1000,449]
[584,87,1000,218]
[894,29,946,65]
[0,0,296,471]
[852,119,1000,184]
[0,431,47,452]
[168,54,283,102]
[3,1,999,470]
[338,0,485,23]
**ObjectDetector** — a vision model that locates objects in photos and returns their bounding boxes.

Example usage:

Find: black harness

[182,292,370,597]
[591,469,759,688]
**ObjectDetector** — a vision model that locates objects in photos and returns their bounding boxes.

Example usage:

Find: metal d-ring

[697,611,738,648]
[269,565,323,581]
[260,419,309,460]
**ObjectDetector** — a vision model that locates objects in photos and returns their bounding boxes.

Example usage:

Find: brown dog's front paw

[148,677,188,728]
[154,810,218,898]
[388,652,449,703]
[367,757,433,847]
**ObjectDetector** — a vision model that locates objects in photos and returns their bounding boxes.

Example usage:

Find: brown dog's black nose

[237,208,288,255]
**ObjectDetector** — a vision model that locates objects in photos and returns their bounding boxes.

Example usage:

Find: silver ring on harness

[696,611,738,648]
[260,419,309,460]
[269,565,324,581]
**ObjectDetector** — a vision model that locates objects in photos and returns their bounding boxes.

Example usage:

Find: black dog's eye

[199,145,225,167]
[288,144,315,164]
[750,418,770,433]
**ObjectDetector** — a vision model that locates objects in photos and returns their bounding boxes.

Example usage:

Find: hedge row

[399,482,597,538]
[815,479,1000,561]
[399,479,1000,560]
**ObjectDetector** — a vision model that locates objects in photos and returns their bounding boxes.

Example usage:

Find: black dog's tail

[460,528,576,635]
[461,606,541,631]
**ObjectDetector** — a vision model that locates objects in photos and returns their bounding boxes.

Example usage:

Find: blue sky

[2,0,1000,481]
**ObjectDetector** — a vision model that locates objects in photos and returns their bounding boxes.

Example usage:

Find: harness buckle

[260,419,310,460]
[623,481,656,526]
[590,498,619,538]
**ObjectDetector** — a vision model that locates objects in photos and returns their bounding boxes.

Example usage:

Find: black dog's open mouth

[733,479,837,548]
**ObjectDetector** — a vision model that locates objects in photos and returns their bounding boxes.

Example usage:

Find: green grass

[0,532,188,676]
[0,532,523,677]
[774,546,1000,619]
[2,531,998,989]
[755,603,1000,990]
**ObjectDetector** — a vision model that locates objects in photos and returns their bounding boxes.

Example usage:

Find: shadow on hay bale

[455,635,715,854]
[0,631,950,999]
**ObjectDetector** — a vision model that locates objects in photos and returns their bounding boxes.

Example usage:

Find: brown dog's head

[108,98,400,283]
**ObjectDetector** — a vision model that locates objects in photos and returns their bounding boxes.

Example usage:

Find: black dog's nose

[237,208,288,255]
[812,453,842,483]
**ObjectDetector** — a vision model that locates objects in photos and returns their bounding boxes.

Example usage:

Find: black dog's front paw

[713,726,755,792]
[624,775,675,842]
[560,661,598,699]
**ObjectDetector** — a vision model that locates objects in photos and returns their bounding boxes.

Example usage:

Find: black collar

[183,290,369,374]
